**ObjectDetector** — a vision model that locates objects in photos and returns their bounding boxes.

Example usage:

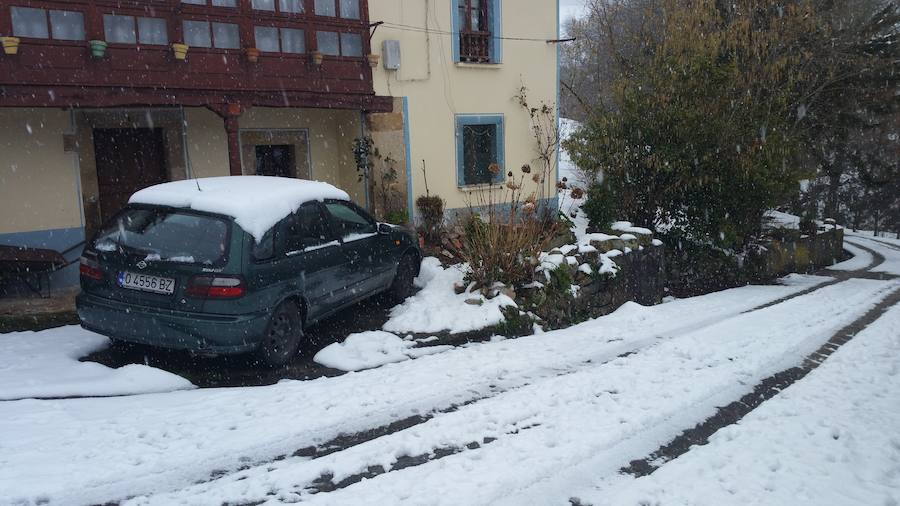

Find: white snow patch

[313,331,451,372]
[383,257,516,334]
[764,210,800,230]
[612,221,653,235]
[828,241,872,271]
[0,326,194,401]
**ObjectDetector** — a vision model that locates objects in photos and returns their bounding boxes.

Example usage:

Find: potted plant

[367,53,380,68]
[89,40,107,58]
[171,42,189,61]
[310,50,323,66]
[1,36,20,56]
[245,47,260,63]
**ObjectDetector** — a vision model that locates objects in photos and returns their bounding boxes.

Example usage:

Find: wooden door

[93,128,167,224]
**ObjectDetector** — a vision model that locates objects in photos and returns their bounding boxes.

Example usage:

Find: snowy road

[1,234,899,506]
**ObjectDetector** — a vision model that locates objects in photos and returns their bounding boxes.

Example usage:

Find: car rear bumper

[76,292,269,355]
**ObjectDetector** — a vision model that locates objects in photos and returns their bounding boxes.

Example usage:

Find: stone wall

[514,232,667,331]
[666,227,846,298]
[751,228,844,278]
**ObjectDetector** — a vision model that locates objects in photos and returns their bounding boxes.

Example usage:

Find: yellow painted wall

[369,0,559,211]
[185,107,365,204]
[0,108,82,234]
[184,107,231,180]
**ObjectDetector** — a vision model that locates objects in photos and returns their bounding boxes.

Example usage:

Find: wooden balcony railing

[459,30,490,63]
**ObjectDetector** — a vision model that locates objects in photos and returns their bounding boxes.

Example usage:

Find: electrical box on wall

[383,40,401,70]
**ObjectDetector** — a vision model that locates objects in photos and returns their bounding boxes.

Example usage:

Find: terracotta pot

[2,36,21,56]
[172,43,189,61]
[245,47,260,63]
[366,53,380,68]
[89,40,107,59]
[310,51,324,66]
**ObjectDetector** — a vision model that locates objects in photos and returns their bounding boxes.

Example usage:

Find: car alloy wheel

[259,301,303,367]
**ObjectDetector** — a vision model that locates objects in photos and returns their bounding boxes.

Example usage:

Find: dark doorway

[93,128,168,224]
[255,144,295,178]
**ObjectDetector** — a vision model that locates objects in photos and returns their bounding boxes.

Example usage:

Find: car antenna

[195,178,202,192]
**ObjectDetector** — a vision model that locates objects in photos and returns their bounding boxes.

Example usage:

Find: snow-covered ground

[847,229,900,246]
[590,300,900,506]
[0,326,193,401]
[382,257,516,334]
[2,216,898,506]
[1,274,835,505]
[125,277,899,506]
[764,210,801,230]
[558,118,584,186]
[828,240,873,271]
[313,331,451,372]
[846,231,900,275]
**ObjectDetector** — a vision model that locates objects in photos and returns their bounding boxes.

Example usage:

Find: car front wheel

[258,301,303,368]
[389,253,418,302]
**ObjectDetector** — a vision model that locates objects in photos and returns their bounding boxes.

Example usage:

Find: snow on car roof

[129,176,350,242]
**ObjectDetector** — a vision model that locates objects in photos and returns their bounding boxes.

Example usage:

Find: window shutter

[451,0,461,63]
[455,118,466,186]
[489,0,502,64]
[492,116,505,183]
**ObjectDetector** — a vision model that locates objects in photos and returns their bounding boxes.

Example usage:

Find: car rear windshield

[94,207,229,265]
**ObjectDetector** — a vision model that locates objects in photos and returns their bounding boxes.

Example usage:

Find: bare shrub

[456,86,564,289]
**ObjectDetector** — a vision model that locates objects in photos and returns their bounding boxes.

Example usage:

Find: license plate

[117,271,176,295]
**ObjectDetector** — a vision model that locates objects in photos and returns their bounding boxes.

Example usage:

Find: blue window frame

[451,0,502,64]
[456,115,505,187]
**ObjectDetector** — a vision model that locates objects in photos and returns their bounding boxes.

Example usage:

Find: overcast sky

[560,0,588,25]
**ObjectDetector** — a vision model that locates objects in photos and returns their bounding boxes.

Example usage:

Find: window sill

[454,62,502,69]
[457,181,506,191]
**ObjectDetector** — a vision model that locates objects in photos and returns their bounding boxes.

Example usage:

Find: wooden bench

[0,245,72,298]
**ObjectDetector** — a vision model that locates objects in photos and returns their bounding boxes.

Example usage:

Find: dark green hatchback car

[76,176,421,366]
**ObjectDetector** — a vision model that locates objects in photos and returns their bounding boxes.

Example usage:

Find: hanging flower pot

[1,36,21,56]
[310,51,324,66]
[366,53,380,68]
[89,40,107,59]
[245,47,260,63]
[172,42,189,61]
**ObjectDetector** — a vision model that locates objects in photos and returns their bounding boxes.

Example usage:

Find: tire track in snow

[620,286,900,479]
[851,234,900,252]
[745,240,886,313]
[291,279,900,506]
[125,277,896,506]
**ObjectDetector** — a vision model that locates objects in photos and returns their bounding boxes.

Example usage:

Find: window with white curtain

[281,28,305,53]
[104,15,137,44]
[280,0,305,13]
[11,7,50,39]
[254,27,279,52]
[340,0,359,19]
[314,0,336,17]
[212,22,239,49]
[49,10,86,41]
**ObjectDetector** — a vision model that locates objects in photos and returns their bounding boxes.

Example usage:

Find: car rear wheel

[258,301,303,368]
[389,253,418,302]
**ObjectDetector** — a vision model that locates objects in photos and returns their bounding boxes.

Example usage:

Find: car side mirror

[378,223,392,235]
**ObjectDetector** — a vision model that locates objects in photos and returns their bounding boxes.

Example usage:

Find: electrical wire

[376,20,566,43]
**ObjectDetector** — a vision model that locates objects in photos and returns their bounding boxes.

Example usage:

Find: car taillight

[186,275,245,299]
[79,256,103,281]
